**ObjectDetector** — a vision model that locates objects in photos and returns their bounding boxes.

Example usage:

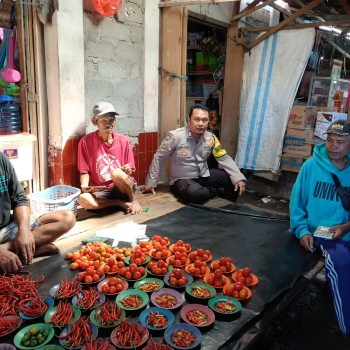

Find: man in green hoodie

[290,119,350,335]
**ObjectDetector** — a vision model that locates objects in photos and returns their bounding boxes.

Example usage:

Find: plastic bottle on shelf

[206,93,220,132]
[0,94,22,134]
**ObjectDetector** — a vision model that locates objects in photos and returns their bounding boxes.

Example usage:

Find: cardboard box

[287,106,316,129]
[282,142,313,156]
[285,127,315,144]
[314,111,348,140]
[281,155,304,173]
[281,153,308,173]
[0,133,37,181]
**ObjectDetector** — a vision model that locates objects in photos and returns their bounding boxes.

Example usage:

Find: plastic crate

[27,185,81,216]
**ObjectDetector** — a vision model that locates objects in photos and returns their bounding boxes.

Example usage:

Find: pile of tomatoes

[235,267,254,285]
[188,248,211,262]
[212,257,234,273]
[147,260,169,276]
[224,282,249,300]
[119,263,146,281]
[205,268,228,288]
[66,242,131,272]
[150,245,170,260]
[186,260,207,276]
[100,277,125,294]
[150,235,170,247]
[76,266,103,284]
[168,252,189,267]
[171,240,191,254]
[167,268,188,287]
[129,248,147,265]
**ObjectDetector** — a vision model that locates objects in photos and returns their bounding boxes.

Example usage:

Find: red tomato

[84,275,93,284]
[101,284,110,294]
[214,269,223,279]
[76,272,85,282]
[133,271,141,280]
[109,286,117,294]
[108,258,116,267]
[239,289,248,299]
[86,267,95,276]
[233,282,243,291]
[242,267,251,277]
[69,262,79,270]
[92,273,100,282]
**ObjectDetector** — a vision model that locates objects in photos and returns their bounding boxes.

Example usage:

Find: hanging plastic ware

[2,31,21,83]
[83,0,122,17]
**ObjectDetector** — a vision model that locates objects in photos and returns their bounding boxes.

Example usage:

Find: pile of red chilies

[84,338,110,350]
[76,287,99,309]
[50,300,73,327]
[58,315,92,348]
[144,337,174,350]
[95,300,122,327]
[0,271,44,317]
[19,297,48,317]
[113,319,141,347]
[0,316,21,336]
[55,277,81,299]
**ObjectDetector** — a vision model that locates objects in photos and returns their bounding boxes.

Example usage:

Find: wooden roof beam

[246,0,325,50]
[338,0,350,15]
[159,0,239,7]
[245,18,350,32]
[230,0,276,22]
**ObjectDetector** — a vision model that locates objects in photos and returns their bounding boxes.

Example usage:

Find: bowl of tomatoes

[211,257,236,274]
[203,269,230,290]
[185,261,210,278]
[232,267,259,287]
[147,260,172,277]
[119,263,147,284]
[164,269,193,289]
[223,282,252,301]
[169,240,191,254]
[188,249,212,263]
[97,277,128,296]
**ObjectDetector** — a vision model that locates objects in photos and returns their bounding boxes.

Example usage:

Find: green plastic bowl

[44,305,81,327]
[37,346,65,350]
[13,323,54,350]
[116,289,149,311]
[90,307,126,328]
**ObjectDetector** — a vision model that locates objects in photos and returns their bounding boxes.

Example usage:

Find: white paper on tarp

[235,28,315,173]
[95,221,148,247]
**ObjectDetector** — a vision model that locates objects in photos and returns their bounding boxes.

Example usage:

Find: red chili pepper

[119,294,142,309]
[50,300,73,327]
[95,300,122,327]
[171,329,195,347]
[155,294,177,308]
[215,300,236,313]
[147,311,168,328]
[186,309,208,325]
[58,316,92,348]
[114,320,141,347]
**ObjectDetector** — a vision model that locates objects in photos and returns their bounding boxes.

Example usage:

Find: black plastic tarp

[18,203,319,349]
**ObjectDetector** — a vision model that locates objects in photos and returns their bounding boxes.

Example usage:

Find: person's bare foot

[119,201,133,214]
[34,243,60,257]
[130,199,143,215]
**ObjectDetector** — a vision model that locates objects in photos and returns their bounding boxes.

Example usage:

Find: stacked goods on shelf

[314,111,348,140]
[281,106,317,173]
[319,59,343,78]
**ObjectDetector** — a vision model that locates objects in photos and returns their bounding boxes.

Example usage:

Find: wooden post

[220,1,244,158]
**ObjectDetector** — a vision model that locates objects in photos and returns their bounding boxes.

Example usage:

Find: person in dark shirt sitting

[0,152,76,274]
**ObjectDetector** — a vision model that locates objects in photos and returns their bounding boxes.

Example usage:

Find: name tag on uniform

[177,150,190,157]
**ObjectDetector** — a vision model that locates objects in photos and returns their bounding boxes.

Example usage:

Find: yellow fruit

[29,327,39,335]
